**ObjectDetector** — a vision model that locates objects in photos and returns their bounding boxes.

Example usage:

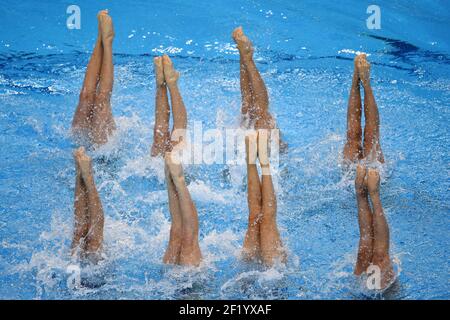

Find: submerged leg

[367,169,394,289]
[151,57,171,157]
[165,155,202,266]
[343,56,363,162]
[354,165,373,275]
[242,133,262,261]
[257,130,286,266]
[359,55,384,163]
[72,11,106,134]
[71,157,90,257]
[74,147,104,262]
[91,11,116,145]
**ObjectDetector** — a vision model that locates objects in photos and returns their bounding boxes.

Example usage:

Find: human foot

[73,147,94,184]
[154,56,165,86]
[98,10,114,44]
[96,10,108,39]
[355,54,370,87]
[367,168,380,195]
[162,55,179,85]
[232,27,254,58]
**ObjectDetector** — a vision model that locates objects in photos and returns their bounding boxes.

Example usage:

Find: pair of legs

[344,55,393,288]
[72,10,116,146]
[343,54,384,163]
[151,55,202,266]
[242,130,286,266]
[71,147,104,263]
[354,165,394,289]
[232,27,287,152]
[232,27,274,130]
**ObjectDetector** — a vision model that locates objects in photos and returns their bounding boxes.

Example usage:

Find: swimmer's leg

[258,130,286,266]
[74,147,104,262]
[359,55,384,163]
[71,153,89,257]
[232,27,272,128]
[233,27,288,152]
[162,163,183,264]
[232,28,254,127]
[165,154,202,266]
[367,168,394,289]
[343,55,363,162]
[72,11,106,134]
[162,55,187,145]
[151,57,171,157]
[162,56,201,266]
[91,11,116,146]
[242,133,262,261]
[354,165,373,275]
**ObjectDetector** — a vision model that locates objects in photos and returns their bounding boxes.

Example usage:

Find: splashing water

[0,0,449,299]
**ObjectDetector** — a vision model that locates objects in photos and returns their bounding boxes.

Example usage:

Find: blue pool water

[0,0,449,299]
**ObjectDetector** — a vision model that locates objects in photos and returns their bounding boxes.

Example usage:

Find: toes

[162,54,172,67]
[232,26,244,39]
[154,56,163,66]
[368,168,379,180]
[73,146,84,157]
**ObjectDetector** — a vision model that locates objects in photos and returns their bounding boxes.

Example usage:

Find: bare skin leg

[258,130,286,266]
[72,11,106,135]
[343,56,363,162]
[165,155,202,266]
[354,165,374,275]
[91,11,116,146]
[151,56,183,263]
[367,168,394,289]
[232,27,274,130]
[162,164,183,264]
[71,159,89,257]
[161,55,201,266]
[151,57,171,157]
[73,147,104,263]
[232,27,288,153]
[234,31,254,127]
[242,133,262,261]
[358,55,384,163]
[163,55,186,145]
